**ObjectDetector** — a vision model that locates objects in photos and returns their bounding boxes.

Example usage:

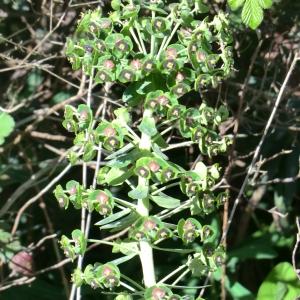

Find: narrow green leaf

[128,185,148,200]
[151,194,180,209]
[138,116,157,137]
[95,208,131,226]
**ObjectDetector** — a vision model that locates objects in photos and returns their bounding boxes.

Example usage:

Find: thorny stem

[137,109,156,287]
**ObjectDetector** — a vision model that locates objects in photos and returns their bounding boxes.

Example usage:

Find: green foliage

[228,0,273,29]
[257,262,300,300]
[0,112,15,145]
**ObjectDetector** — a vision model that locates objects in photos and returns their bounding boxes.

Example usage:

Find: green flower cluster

[57,0,235,298]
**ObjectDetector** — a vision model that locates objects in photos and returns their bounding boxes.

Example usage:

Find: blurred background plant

[0,0,299,299]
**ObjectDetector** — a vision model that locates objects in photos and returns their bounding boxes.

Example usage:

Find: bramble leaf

[228,0,273,29]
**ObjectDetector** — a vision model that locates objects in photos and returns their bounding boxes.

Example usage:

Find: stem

[70,71,94,300]
[158,265,187,284]
[150,11,155,55]
[129,27,144,54]
[137,109,156,287]
[134,21,147,54]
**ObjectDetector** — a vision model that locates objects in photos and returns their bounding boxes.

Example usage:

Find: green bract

[57,1,235,299]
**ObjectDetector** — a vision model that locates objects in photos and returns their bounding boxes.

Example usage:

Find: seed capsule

[103,59,115,69]
[102,266,113,277]
[143,219,157,231]
[148,161,160,172]
[183,220,195,231]
[103,126,116,137]
[69,186,77,195]
[157,95,169,106]
[79,110,88,120]
[96,191,109,204]
[131,59,142,70]
[166,48,177,59]
[152,287,166,300]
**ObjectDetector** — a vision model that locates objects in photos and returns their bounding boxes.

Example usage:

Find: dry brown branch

[292,217,300,281]
[222,52,299,242]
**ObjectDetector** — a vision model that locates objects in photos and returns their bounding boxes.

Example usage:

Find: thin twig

[222,53,299,242]
[292,217,300,280]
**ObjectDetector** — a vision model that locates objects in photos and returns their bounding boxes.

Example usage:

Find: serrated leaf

[151,194,180,209]
[228,0,272,29]
[241,0,263,29]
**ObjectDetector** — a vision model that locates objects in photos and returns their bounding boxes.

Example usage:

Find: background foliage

[0,0,299,299]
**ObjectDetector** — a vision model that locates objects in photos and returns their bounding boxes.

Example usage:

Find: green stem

[150,11,156,55]
[137,108,156,288]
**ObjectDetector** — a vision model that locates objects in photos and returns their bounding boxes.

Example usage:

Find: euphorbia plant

[54,1,234,299]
